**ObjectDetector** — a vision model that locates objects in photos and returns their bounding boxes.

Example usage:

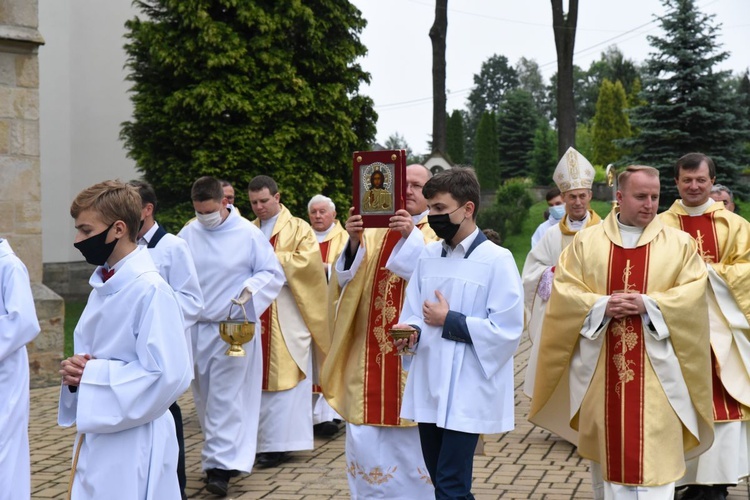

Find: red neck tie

[101,268,115,282]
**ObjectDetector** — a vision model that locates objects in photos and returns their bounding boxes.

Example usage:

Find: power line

[373,0,722,111]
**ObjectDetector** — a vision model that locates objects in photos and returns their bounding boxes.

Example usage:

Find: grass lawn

[63,300,86,358]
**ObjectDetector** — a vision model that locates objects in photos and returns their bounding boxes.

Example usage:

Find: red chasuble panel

[604,243,649,485]
[363,230,405,425]
[678,214,744,422]
[260,234,279,391]
[319,240,332,263]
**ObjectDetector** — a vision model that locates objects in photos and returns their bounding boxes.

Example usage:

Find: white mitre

[553,147,595,192]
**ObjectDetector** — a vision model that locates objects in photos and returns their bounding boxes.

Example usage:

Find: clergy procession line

[4,149,750,500]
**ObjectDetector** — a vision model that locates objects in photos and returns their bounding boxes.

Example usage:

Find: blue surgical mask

[549,204,566,221]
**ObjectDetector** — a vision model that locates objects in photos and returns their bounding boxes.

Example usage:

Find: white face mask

[196,210,223,229]
[548,204,566,221]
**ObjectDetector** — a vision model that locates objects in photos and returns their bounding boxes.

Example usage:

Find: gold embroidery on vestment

[347,461,398,485]
[695,230,716,263]
[373,269,400,365]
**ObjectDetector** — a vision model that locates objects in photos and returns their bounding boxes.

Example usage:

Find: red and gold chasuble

[604,243,649,484]
[678,214,745,422]
[311,239,332,395]
[362,230,405,425]
[260,234,279,391]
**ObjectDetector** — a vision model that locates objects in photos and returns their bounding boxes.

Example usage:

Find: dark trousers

[169,402,186,497]
[418,423,478,500]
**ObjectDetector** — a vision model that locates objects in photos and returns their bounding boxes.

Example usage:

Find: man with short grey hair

[710,183,736,213]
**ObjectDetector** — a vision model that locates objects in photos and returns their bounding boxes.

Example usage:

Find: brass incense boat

[389,327,416,356]
[219,302,255,357]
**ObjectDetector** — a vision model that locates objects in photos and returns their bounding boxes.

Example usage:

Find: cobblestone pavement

[30,334,749,499]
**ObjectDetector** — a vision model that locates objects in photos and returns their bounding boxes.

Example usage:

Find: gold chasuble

[254,206,328,391]
[530,214,713,486]
[312,220,347,395]
[322,220,437,426]
[318,220,348,267]
[661,201,750,421]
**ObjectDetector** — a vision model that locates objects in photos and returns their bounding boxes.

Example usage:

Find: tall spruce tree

[121,0,376,228]
[497,89,539,179]
[530,121,558,185]
[623,0,748,205]
[464,54,519,164]
[474,112,500,190]
[592,79,631,166]
[446,110,465,164]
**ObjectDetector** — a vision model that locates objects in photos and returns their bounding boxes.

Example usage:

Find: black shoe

[675,485,728,500]
[205,468,230,497]
[255,451,289,469]
[314,421,340,437]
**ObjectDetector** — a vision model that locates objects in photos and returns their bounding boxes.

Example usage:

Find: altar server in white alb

[130,179,203,499]
[0,237,40,500]
[393,167,524,499]
[179,176,284,497]
[59,180,193,500]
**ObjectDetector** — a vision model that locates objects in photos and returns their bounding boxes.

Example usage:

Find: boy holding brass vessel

[393,167,524,499]
[59,180,193,499]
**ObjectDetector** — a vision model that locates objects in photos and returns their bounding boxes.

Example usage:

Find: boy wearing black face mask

[392,167,524,500]
[59,180,192,499]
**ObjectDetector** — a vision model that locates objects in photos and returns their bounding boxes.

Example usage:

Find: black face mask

[74,223,118,266]
[428,206,464,243]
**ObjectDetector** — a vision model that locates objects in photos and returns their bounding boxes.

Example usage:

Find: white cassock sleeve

[385,226,425,280]
[334,239,365,287]
[240,236,285,322]
[165,239,203,329]
[59,287,191,434]
[0,258,40,361]
[463,253,524,378]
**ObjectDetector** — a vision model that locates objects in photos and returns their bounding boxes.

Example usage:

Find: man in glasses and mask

[178,176,284,496]
[521,148,602,404]
[60,180,193,499]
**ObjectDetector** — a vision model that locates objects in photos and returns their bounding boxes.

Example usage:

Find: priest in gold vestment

[530,166,713,500]
[308,194,347,434]
[248,176,328,469]
[522,147,602,403]
[322,164,437,499]
[661,153,750,499]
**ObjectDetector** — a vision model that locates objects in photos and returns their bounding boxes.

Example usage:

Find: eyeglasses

[407,183,423,191]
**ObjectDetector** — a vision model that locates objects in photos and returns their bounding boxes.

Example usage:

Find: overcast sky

[349,0,750,155]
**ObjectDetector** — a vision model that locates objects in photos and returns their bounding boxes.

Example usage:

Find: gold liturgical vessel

[219,302,255,357]
[389,328,416,356]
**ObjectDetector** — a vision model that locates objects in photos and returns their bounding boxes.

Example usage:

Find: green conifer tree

[592,79,631,166]
[474,112,500,190]
[497,89,539,179]
[623,0,749,205]
[121,0,376,228]
[446,110,465,164]
[529,122,558,185]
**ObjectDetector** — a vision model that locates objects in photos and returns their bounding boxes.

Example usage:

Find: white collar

[139,221,160,245]
[679,198,715,216]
